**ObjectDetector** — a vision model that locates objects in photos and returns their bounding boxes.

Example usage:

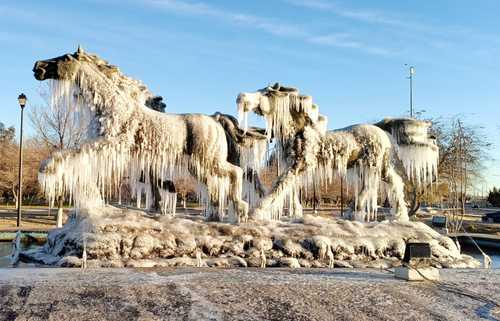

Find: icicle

[396,145,439,187]
[381,118,439,187]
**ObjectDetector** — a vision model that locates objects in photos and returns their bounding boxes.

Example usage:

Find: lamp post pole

[406,65,415,118]
[17,93,27,227]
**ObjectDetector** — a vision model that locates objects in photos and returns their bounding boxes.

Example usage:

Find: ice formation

[20,206,479,269]
[237,83,321,145]
[236,84,328,220]
[313,124,408,222]
[375,118,439,186]
[34,47,250,222]
[236,84,439,222]
[212,112,269,208]
[33,48,439,227]
[131,177,177,216]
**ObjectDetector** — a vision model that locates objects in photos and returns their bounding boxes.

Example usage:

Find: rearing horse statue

[33,47,250,222]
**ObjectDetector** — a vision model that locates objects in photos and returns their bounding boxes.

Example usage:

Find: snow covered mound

[23,206,479,269]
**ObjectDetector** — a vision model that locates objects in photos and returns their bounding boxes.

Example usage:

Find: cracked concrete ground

[0,268,498,321]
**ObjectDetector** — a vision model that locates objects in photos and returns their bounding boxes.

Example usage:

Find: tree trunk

[407,185,420,217]
[12,187,18,209]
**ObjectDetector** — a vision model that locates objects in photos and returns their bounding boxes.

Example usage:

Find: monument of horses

[21,48,477,269]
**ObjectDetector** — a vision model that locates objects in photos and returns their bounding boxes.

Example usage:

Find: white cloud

[285,0,408,27]
[308,33,393,56]
[139,0,392,56]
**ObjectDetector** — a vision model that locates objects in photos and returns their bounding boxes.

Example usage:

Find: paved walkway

[0,207,60,232]
[0,268,498,321]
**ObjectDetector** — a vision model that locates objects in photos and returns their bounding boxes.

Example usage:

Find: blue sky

[1,0,499,192]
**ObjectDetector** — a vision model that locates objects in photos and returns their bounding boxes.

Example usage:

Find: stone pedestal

[395,266,440,281]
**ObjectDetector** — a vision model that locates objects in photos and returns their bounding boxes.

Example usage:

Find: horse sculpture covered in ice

[237,84,438,222]
[315,119,437,222]
[33,47,251,222]
[237,83,327,220]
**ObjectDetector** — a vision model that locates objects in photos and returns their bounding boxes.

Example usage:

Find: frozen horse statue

[237,84,438,222]
[314,117,437,222]
[237,83,327,220]
[33,47,249,222]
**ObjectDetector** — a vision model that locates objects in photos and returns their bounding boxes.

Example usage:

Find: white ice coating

[384,118,439,187]
[238,138,268,172]
[308,125,395,222]
[158,189,177,216]
[38,51,248,222]
[236,84,437,223]
[237,88,317,144]
[131,180,177,216]
[397,145,439,186]
[236,86,324,220]
[23,206,480,269]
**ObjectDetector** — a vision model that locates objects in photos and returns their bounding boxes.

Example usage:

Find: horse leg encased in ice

[353,184,370,222]
[191,170,222,221]
[218,161,249,223]
[290,188,303,218]
[381,155,409,222]
[250,165,302,221]
[250,133,312,221]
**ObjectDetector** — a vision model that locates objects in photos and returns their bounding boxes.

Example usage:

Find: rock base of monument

[394,266,440,281]
[21,206,480,269]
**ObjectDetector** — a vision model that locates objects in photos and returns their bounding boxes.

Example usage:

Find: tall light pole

[17,93,27,227]
[405,65,415,118]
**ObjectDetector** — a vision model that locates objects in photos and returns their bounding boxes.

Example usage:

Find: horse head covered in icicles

[237,83,328,141]
[237,83,439,222]
[33,47,260,223]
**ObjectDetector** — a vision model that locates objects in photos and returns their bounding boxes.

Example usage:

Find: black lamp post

[17,93,27,227]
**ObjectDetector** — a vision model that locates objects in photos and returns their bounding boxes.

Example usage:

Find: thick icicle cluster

[240,139,268,208]
[308,125,395,222]
[237,85,319,145]
[377,118,439,187]
[397,145,438,186]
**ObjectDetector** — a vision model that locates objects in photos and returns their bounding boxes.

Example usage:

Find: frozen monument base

[394,266,440,281]
[22,206,479,269]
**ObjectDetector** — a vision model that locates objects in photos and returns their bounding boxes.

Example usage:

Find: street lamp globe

[18,93,27,108]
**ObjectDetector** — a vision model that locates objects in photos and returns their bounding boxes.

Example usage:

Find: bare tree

[29,93,87,151]
[0,124,48,207]
[415,117,490,232]
[0,123,19,205]
[174,177,197,209]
